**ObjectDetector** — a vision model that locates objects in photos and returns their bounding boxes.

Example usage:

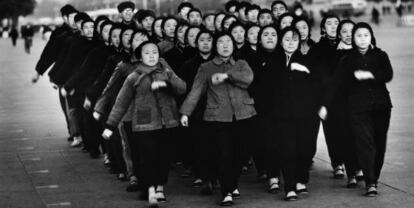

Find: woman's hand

[102,129,113,140]
[318,106,328,121]
[151,81,167,90]
[93,111,101,121]
[83,97,91,110]
[291,63,310,74]
[32,72,40,83]
[354,70,374,80]
[211,73,228,85]
[180,115,189,127]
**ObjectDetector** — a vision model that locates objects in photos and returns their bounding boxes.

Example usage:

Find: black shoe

[89,153,100,159]
[200,183,213,195]
[365,185,378,197]
[67,136,73,142]
[180,169,192,178]
[257,173,268,183]
[126,181,140,192]
[220,194,233,206]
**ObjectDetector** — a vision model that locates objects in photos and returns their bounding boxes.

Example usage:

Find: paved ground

[1,14,414,208]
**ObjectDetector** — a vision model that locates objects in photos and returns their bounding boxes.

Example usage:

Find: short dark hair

[130,29,150,47]
[238,1,251,12]
[134,40,160,61]
[257,25,278,51]
[292,16,312,40]
[187,8,202,19]
[152,17,164,38]
[221,15,238,32]
[337,19,355,39]
[225,0,240,12]
[174,20,190,43]
[351,22,376,48]
[271,1,288,11]
[109,23,123,46]
[320,14,340,35]
[161,16,178,37]
[279,26,301,51]
[135,9,155,23]
[177,2,194,13]
[185,25,201,46]
[195,28,214,47]
[277,12,295,30]
[212,32,237,57]
[245,4,261,16]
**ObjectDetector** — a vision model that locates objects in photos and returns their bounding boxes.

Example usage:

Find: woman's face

[231,26,246,45]
[141,43,159,66]
[296,20,309,41]
[272,4,287,19]
[215,14,226,31]
[177,25,189,45]
[121,29,134,49]
[223,17,236,31]
[164,19,177,38]
[261,27,278,50]
[354,28,371,50]
[154,19,163,38]
[179,6,191,21]
[247,9,259,23]
[247,26,260,45]
[102,24,112,43]
[142,16,155,32]
[339,23,354,45]
[216,35,234,58]
[204,15,215,31]
[259,13,273,27]
[187,27,201,48]
[111,29,121,47]
[197,33,213,54]
[324,17,339,38]
[282,31,300,54]
[82,22,94,38]
[280,16,293,30]
[189,11,202,26]
[132,33,149,51]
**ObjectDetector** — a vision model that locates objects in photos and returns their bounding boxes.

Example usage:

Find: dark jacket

[177,53,214,121]
[35,26,73,75]
[323,47,393,114]
[267,51,321,119]
[64,43,115,93]
[164,44,187,72]
[106,63,186,132]
[85,50,129,104]
[52,36,99,86]
[158,39,174,55]
[180,57,256,122]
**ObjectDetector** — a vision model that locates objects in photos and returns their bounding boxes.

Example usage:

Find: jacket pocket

[136,108,152,124]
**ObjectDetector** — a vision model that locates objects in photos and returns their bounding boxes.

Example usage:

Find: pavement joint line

[35,184,59,189]
[46,202,72,207]
[28,169,49,174]
[12,137,30,141]
[8,129,25,133]
[17,146,35,150]
[21,157,41,161]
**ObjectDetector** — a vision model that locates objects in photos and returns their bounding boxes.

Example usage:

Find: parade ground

[1,14,414,208]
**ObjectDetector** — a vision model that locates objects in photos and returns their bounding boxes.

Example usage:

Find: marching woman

[308,14,346,178]
[177,28,215,190]
[151,17,164,43]
[251,25,283,191]
[163,21,190,72]
[103,41,186,207]
[320,19,363,187]
[229,22,247,60]
[293,16,315,56]
[158,16,178,55]
[267,27,320,201]
[180,32,256,206]
[320,22,393,197]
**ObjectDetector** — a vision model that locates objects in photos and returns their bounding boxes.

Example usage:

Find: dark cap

[75,12,91,23]
[117,1,135,13]
[60,4,77,16]
[136,10,156,23]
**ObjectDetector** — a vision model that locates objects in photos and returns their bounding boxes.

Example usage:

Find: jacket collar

[212,56,236,66]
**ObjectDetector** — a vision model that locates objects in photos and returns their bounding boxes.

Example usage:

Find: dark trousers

[66,93,84,138]
[210,119,250,196]
[265,116,281,178]
[192,120,217,181]
[11,38,17,47]
[246,116,269,176]
[58,87,71,137]
[124,122,140,178]
[24,37,32,54]
[105,127,126,174]
[276,116,320,193]
[350,109,391,185]
[132,128,172,189]
[81,108,103,156]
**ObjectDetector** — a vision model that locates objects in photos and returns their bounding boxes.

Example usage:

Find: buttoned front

[180,57,256,122]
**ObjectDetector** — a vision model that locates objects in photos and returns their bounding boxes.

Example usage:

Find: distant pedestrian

[21,23,34,54]
[10,27,19,47]
[371,7,380,25]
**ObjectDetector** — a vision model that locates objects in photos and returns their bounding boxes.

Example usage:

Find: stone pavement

[1,14,414,208]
